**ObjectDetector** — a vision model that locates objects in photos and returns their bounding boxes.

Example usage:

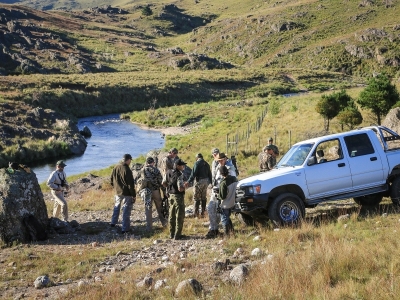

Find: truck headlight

[248,184,261,195]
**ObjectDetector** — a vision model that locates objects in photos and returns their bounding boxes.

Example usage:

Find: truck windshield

[277,143,314,167]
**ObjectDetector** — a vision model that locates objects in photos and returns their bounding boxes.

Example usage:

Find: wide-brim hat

[175,158,187,166]
[216,152,227,160]
[56,160,67,167]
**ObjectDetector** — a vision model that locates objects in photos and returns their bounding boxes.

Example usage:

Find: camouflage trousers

[207,193,221,231]
[169,193,185,237]
[140,188,168,230]
[193,178,209,215]
[52,190,68,222]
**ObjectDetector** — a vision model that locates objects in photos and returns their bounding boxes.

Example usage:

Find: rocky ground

[0,173,392,300]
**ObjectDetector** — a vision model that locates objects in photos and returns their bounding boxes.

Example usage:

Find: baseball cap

[175,158,187,166]
[196,153,203,159]
[146,157,155,164]
[268,137,273,141]
[211,148,220,155]
[56,160,67,167]
[123,154,132,161]
[169,147,178,154]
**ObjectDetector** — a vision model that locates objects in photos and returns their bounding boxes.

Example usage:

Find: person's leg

[52,190,67,221]
[141,189,153,231]
[111,195,122,226]
[198,179,209,217]
[220,208,232,235]
[152,189,167,227]
[121,196,133,232]
[193,180,201,217]
[174,195,186,238]
[168,195,177,238]
[207,193,219,231]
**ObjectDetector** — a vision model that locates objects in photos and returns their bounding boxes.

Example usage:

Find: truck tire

[268,193,305,227]
[353,193,383,206]
[236,213,254,226]
[390,177,400,205]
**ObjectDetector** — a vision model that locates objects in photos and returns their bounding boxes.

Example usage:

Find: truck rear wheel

[390,177,400,205]
[236,213,254,226]
[268,193,305,227]
[353,193,383,206]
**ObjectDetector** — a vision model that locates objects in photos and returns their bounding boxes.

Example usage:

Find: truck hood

[238,167,304,192]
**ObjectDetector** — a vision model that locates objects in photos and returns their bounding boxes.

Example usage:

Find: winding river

[32,114,165,183]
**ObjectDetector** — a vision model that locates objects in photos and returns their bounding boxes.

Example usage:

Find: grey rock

[230,264,249,285]
[175,278,203,297]
[0,169,48,244]
[34,275,51,289]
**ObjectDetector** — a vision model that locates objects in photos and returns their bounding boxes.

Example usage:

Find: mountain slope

[0,0,399,76]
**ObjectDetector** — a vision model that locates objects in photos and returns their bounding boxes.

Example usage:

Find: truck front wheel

[268,193,305,227]
[353,193,383,206]
[390,177,400,205]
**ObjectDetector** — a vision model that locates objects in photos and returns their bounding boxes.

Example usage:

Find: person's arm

[47,171,59,190]
[219,178,228,200]
[178,172,185,192]
[187,161,198,183]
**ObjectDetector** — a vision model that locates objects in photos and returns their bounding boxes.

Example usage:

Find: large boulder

[0,168,48,244]
[382,107,400,134]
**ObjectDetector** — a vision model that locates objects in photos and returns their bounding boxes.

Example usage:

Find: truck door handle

[338,163,346,167]
[370,157,377,161]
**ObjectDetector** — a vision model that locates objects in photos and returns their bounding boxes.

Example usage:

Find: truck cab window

[344,133,374,157]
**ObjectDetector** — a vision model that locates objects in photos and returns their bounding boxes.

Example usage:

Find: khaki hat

[216,152,227,160]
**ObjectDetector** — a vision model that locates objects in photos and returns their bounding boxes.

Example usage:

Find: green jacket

[187,158,212,184]
[110,162,136,197]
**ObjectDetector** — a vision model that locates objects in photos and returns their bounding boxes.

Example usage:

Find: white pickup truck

[234,126,400,226]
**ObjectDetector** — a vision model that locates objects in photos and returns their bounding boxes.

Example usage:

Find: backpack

[231,155,239,176]
[134,166,149,192]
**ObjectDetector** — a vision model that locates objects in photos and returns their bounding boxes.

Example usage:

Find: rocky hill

[0,1,399,76]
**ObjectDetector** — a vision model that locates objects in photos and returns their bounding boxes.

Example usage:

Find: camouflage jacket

[160,155,176,177]
[143,165,163,190]
[259,153,276,172]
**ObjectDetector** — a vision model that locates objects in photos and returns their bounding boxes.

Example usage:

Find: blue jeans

[220,208,232,228]
[111,195,133,232]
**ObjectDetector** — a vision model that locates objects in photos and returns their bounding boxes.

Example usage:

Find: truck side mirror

[307,156,317,166]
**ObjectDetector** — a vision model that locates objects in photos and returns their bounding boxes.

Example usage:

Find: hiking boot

[205,229,218,239]
[174,234,186,240]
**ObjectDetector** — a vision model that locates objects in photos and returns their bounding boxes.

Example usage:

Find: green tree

[337,101,363,130]
[141,5,152,16]
[357,74,399,125]
[315,93,340,131]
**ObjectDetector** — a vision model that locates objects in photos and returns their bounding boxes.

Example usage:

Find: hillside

[0,0,399,76]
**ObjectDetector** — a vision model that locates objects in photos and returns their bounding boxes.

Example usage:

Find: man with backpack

[185,153,212,218]
[138,157,167,231]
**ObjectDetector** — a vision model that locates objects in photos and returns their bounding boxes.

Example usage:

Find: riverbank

[130,121,199,137]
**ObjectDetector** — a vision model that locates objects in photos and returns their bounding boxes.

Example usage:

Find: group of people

[47,138,278,240]
[259,137,280,172]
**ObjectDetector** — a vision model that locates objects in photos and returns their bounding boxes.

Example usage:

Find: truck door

[304,138,353,198]
[343,132,385,190]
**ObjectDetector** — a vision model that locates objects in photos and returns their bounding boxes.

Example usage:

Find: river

[32,114,165,183]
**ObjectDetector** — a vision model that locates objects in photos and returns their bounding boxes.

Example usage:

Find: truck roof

[294,127,374,145]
